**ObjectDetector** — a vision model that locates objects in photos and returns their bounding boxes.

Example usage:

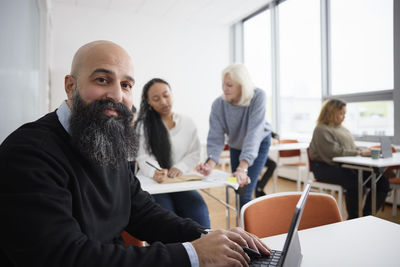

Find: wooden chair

[305,148,344,217]
[272,139,307,192]
[240,191,342,238]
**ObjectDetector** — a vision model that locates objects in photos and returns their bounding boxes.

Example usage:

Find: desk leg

[358,170,363,218]
[371,172,377,215]
[236,192,240,227]
[226,187,230,229]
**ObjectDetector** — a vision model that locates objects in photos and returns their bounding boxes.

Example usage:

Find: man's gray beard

[69,91,138,166]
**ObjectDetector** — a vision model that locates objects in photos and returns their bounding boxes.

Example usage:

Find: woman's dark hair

[135,78,172,169]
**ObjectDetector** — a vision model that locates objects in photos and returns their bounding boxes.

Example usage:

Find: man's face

[65,44,135,113]
[65,42,138,166]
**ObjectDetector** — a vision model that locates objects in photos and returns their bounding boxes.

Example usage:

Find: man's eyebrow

[89,68,114,77]
[124,75,135,84]
[89,68,135,84]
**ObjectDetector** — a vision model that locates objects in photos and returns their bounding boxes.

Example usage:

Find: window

[238,0,395,140]
[243,9,273,123]
[343,101,394,137]
[278,0,321,139]
[330,0,394,137]
[330,0,393,94]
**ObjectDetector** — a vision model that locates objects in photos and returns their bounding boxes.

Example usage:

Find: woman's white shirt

[136,113,201,177]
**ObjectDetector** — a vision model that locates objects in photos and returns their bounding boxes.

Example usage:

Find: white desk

[333,152,400,216]
[138,170,240,228]
[269,142,309,152]
[262,216,400,267]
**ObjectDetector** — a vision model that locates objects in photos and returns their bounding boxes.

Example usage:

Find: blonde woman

[197,63,272,207]
[309,98,389,219]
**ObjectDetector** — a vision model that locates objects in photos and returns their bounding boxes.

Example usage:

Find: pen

[242,246,261,258]
[145,161,162,171]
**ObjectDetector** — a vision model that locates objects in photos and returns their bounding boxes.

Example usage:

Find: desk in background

[333,152,400,217]
[262,216,400,267]
[138,170,240,228]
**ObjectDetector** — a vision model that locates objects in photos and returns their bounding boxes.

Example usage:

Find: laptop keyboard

[249,249,282,267]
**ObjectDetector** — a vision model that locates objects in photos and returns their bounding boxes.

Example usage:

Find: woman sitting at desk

[309,98,389,219]
[135,78,210,228]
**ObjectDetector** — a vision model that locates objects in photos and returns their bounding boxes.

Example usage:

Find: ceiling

[52,0,271,25]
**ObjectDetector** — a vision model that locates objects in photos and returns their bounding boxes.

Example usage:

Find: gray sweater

[206,88,271,166]
[309,124,359,165]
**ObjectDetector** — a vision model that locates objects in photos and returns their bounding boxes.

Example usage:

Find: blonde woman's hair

[317,98,347,126]
[221,63,255,106]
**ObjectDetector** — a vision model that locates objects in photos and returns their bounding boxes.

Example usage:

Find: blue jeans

[230,134,271,208]
[152,190,210,228]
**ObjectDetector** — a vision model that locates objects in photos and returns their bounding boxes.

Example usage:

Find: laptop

[380,136,393,158]
[249,184,311,267]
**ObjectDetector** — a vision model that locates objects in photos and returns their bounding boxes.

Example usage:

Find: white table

[333,152,400,216]
[268,142,309,152]
[262,216,400,267]
[138,170,240,228]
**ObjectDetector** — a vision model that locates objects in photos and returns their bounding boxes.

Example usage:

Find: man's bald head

[70,40,133,78]
[64,40,134,109]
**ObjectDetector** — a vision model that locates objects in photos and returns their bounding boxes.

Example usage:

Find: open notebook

[160,174,205,184]
[249,184,311,267]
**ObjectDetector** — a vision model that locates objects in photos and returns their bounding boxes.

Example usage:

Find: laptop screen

[380,136,393,158]
[279,184,311,267]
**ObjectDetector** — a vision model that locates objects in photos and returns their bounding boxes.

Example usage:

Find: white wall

[0,0,41,143]
[50,5,230,143]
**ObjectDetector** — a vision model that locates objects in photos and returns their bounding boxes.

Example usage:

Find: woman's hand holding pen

[153,169,168,183]
[196,159,216,176]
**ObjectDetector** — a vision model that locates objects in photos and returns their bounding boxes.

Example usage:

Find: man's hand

[168,167,182,178]
[192,228,270,267]
[229,227,270,255]
[153,169,168,183]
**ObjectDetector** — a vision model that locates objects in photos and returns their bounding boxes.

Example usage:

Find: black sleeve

[125,172,205,244]
[0,144,200,267]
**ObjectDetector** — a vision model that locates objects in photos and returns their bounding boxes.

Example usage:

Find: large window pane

[343,101,394,137]
[243,9,272,123]
[331,0,393,94]
[279,0,321,140]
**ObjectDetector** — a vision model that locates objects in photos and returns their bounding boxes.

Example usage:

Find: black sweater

[0,112,203,267]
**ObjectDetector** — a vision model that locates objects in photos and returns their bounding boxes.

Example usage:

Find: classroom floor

[199,176,400,230]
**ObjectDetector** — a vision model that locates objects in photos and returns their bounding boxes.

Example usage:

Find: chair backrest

[240,191,342,238]
[279,139,301,157]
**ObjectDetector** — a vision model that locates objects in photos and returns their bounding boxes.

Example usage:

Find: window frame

[235,0,397,142]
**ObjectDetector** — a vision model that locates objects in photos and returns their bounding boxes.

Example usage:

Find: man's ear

[65,75,77,100]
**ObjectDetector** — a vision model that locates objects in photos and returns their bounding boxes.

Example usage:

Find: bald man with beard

[0,41,269,267]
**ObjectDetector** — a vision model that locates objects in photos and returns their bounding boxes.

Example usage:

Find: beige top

[309,124,358,165]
